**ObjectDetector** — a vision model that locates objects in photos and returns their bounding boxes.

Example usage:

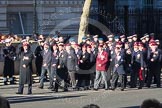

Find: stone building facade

[0,0,85,35]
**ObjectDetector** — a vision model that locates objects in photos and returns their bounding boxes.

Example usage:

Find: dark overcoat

[19,49,33,84]
[3,45,16,76]
[57,50,68,80]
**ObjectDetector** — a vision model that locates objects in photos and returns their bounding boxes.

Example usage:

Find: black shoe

[157,86,161,88]
[111,88,115,91]
[105,88,108,90]
[138,87,142,89]
[93,88,98,91]
[121,89,124,91]
[4,82,8,85]
[63,89,68,92]
[130,86,136,88]
[38,86,43,89]
[147,85,150,88]
[51,88,57,92]
[72,87,77,91]
[27,92,32,95]
[51,89,58,92]
[10,81,15,85]
[79,87,85,91]
[16,92,23,95]
[47,86,53,89]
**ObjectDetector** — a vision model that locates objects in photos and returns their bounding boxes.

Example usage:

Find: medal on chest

[117,55,121,61]
[137,54,140,59]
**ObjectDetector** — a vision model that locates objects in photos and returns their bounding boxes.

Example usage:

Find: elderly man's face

[65,45,71,51]
[134,46,139,52]
[94,37,98,42]
[44,44,49,50]
[133,37,137,41]
[142,39,146,43]
[59,37,64,42]
[6,42,11,46]
[146,37,149,41]
[128,39,132,42]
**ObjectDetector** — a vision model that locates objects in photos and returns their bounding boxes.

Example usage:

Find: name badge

[117,56,121,61]
[68,56,72,58]
[153,54,156,57]
[77,55,79,58]
[101,55,105,60]
[137,54,140,58]
[111,51,113,54]
[83,56,85,58]
[56,56,58,59]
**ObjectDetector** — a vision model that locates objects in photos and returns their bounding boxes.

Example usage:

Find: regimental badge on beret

[127,36,133,39]
[58,43,64,46]
[5,38,11,43]
[107,34,113,38]
[132,34,137,37]
[140,37,145,40]
[93,35,98,38]
[143,33,149,39]
[120,35,125,38]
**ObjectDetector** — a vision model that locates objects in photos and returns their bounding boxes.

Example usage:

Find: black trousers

[147,63,161,87]
[35,59,42,76]
[18,84,32,93]
[54,78,68,91]
[54,68,68,91]
[130,63,141,88]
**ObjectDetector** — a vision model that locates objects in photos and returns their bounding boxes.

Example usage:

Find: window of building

[143,0,154,7]
[7,12,33,34]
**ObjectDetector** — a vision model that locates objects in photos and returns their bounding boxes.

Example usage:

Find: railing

[90,7,162,38]
[116,8,162,38]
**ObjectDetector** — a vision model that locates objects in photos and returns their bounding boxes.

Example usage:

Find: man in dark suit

[131,42,144,89]
[77,45,91,89]
[66,44,78,89]
[39,42,52,89]
[53,43,68,92]
[50,43,59,90]
[111,44,125,91]
[147,41,162,88]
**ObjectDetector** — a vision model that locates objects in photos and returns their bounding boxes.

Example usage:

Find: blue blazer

[113,52,125,74]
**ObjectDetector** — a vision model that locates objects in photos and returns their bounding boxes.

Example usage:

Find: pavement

[1,82,162,108]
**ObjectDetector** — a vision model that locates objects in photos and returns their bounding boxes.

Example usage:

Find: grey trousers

[68,71,76,88]
[111,72,125,89]
[94,70,108,89]
[18,84,32,94]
